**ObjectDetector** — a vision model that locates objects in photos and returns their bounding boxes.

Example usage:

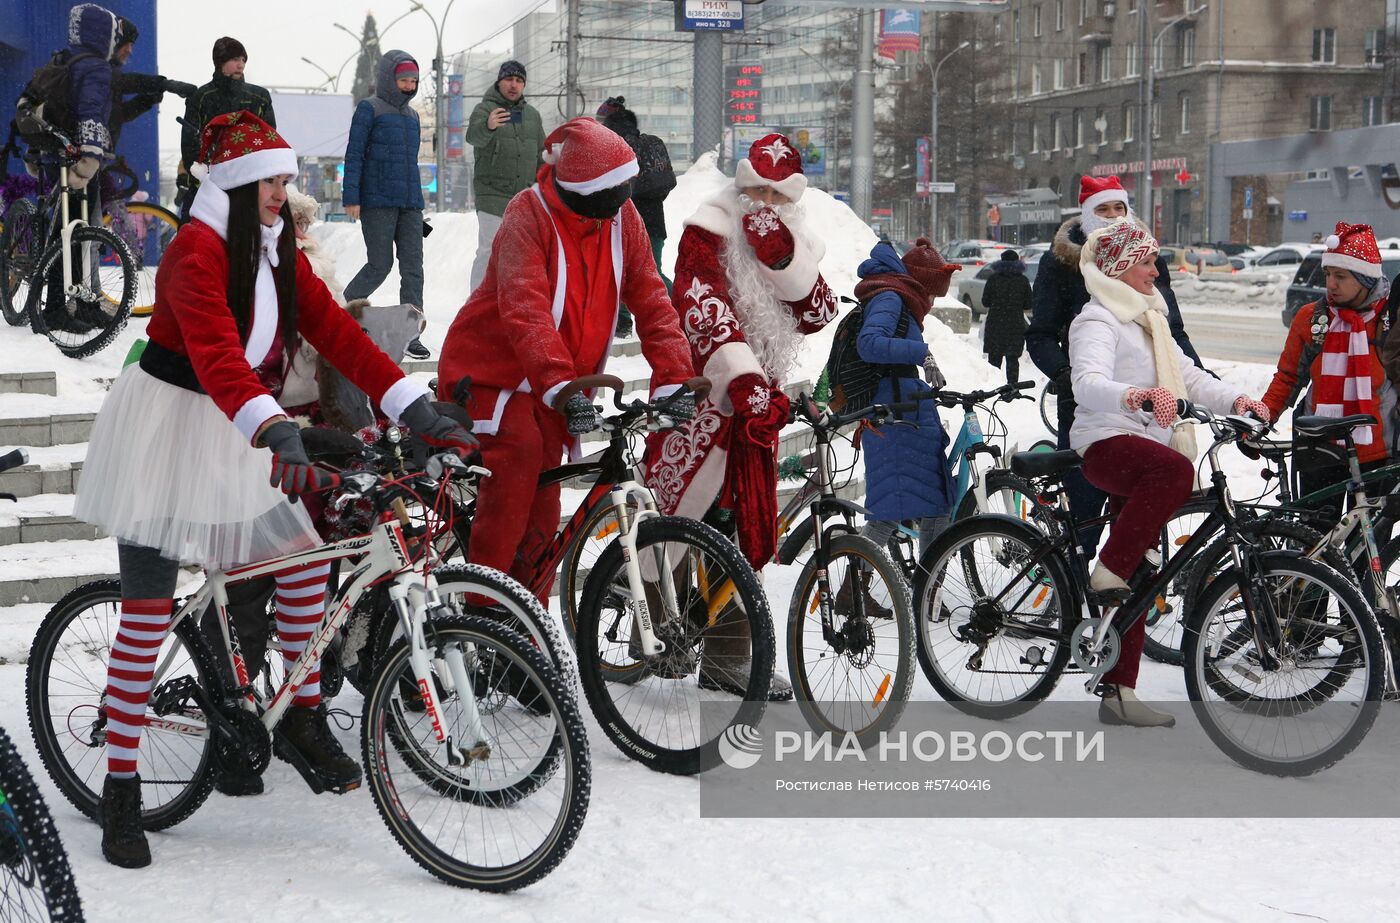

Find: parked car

[1282,252,1400,327]
[958,253,1041,321]
[944,239,1012,267]
[1158,246,1235,275]
[1251,243,1324,276]
[1191,241,1254,257]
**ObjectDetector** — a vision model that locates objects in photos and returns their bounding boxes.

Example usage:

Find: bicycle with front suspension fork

[27,453,589,891]
[914,399,1385,776]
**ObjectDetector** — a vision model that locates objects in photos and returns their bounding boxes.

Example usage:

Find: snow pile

[1171,271,1289,312]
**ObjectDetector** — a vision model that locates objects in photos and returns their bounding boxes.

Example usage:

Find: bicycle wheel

[1141,495,1219,666]
[1182,551,1384,776]
[362,615,589,892]
[0,725,84,922]
[575,516,774,775]
[954,469,1054,531]
[787,534,915,746]
[559,496,648,683]
[0,198,39,327]
[26,580,219,829]
[1038,382,1058,437]
[104,202,178,318]
[27,226,135,358]
[914,516,1074,718]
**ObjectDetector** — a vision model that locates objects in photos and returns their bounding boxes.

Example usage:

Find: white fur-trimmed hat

[197,110,298,191]
[541,117,638,194]
[1079,174,1130,216]
[1320,221,1383,277]
[734,133,807,202]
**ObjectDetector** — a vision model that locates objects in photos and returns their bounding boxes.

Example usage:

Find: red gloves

[741,207,796,270]
[1124,387,1180,428]
[1232,396,1271,422]
[725,373,791,570]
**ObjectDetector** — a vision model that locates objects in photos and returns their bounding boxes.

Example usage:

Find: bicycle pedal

[150,675,201,715]
[1086,587,1131,607]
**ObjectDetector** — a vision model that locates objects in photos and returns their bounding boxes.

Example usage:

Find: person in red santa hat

[1259,221,1397,522]
[641,132,840,699]
[436,116,695,601]
[73,110,478,869]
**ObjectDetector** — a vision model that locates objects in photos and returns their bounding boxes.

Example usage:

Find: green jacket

[466,85,544,217]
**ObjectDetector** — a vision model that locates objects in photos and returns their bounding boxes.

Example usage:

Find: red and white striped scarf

[1313,306,1377,445]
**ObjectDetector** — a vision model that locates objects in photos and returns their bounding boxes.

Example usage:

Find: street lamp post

[411,0,459,213]
[928,40,970,244]
[1142,4,1207,237]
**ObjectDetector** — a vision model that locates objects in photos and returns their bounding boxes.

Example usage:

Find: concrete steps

[0,372,58,397]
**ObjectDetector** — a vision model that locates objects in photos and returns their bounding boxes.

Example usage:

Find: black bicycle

[914,402,1386,776]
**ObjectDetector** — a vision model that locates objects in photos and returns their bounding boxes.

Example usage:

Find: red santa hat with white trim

[195,110,298,190]
[735,132,807,202]
[542,117,638,195]
[1079,174,1130,215]
[1321,221,1383,277]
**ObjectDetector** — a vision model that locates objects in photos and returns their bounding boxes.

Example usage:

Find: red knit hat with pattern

[902,237,960,299]
[1321,221,1382,276]
[541,117,638,194]
[196,110,297,190]
[734,133,807,202]
[1087,218,1159,278]
[1079,174,1130,214]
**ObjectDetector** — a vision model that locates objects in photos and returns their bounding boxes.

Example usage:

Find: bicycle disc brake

[1071,617,1120,676]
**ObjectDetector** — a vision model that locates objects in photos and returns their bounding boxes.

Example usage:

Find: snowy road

[1179,303,1290,365]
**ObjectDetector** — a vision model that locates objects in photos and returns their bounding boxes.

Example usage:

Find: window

[1152,33,1164,71]
[1179,93,1191,134]
[1073,110,1083,147]
[1013,10,1021,41]
[1032,121,1042,152]
[1095,106,1108,144]
[1099,45,1114,81]
[1125,41,1140,77]
[1034,4,1043,36]
[1050,113,1061,150]
[1364,96,1385,126]
[1080,0,1090,25]
[1366,28,1386,65]
[1152,100,1161,138]
[1123,102,1135,141]
[1054,58,1066,89]
[1312,28,1336,64]
[1310,95,1332,130]
[1179,26,1196,67]
[1032,64,1044,94]
[1078,51,1089,85]
[1055,0,1064,31]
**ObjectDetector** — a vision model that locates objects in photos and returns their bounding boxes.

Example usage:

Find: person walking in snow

[72,112,477,868]
[642,132,839,698]
[980,249,1030,385]
[1068,217,1266,728]
[342,50,430,360]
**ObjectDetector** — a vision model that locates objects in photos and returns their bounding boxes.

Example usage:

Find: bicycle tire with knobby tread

[27,225,135,358]
[0,197,39,326]
[0,724,85,921]
[104,201,179,318]
[953,469,1055,530]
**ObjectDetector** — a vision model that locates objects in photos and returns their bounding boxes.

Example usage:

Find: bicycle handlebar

[1139,397,1268,440]
[795,379,1037,432]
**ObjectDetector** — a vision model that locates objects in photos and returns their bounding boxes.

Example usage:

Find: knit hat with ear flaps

[196,110,297,190]
[1085,218,1159,279]
[1321,221,1383,277]
[734,133,807,202]
[902,237,960,299]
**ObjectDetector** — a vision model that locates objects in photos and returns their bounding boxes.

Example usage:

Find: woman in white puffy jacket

[1068,218,1269,728]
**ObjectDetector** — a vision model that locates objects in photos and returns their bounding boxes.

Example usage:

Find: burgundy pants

[1080,434,1195,687]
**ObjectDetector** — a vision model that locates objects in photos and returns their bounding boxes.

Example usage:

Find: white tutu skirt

[74,366,320,570]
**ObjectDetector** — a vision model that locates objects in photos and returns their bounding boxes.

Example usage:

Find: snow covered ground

[2,158,1398,920]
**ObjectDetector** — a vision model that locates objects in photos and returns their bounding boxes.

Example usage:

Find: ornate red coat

[437,170,693,436]
[642,191,838,523]
[147,217,423,443]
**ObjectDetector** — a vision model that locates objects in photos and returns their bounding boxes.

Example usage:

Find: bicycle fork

[56,168,95,302]
[610,482,673,657]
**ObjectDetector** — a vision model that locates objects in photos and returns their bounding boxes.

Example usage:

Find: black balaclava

[554,177,635,220]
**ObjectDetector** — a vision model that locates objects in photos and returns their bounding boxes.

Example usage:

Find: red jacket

[148,219,414,442]
[437,177,692,432]
[1261,299,1389,463]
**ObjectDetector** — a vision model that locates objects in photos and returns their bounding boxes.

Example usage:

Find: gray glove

[561,392,600,435]
[922,353,946,390]
[658,392,697,425]
[398,395,479,458]
[262,420,338,502]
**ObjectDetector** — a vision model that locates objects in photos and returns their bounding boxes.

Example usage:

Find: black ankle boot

[274,705,362,795]
[214,764,265,797]
[98,774,150,868]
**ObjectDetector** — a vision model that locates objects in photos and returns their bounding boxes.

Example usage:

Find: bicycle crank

[1071,617,1120,684]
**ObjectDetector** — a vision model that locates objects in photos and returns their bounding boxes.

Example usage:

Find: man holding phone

[467,60,545,292]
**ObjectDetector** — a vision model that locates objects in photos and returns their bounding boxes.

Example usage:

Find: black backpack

[15,51,97,149]
[824,297,913,413]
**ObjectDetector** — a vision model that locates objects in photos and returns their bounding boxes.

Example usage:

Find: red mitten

[1232,395,1271,422]
[728,373,772,421]
[1124,386,1180,428]
[741,207,796,269]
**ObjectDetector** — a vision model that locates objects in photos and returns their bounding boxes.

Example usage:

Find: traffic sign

[1243,186,1254,209]
[1241,208,1254,220]
[930,181,955,194]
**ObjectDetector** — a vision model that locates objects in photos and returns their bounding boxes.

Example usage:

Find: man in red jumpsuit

[438,117,694,600]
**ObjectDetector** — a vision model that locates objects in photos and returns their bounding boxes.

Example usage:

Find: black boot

[274,705,362,794]
[98,774,150,868]
[214,764,265,797]
[833,568,894,619]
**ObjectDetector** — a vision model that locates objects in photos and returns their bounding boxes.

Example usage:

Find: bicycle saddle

[1292,414,1377,439]
[1009,448,1082,480]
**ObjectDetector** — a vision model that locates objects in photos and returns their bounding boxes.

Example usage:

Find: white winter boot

[1089,561,1129,592]
[1099,684,1176,728]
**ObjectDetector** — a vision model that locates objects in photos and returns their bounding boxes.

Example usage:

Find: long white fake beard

[721,199,809,381]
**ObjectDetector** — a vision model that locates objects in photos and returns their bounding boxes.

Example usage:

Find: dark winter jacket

[981,260,1030,358]
[855,242,955,522]
[343,51,424,211]
[64,4,121,156]
[603,108,675,241]
[180,72,276,170]
[466,83,544,216]
[1026,216,1205,442]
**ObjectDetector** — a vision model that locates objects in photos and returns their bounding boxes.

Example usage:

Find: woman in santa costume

[73,111,477,869]
[642,132,840,698]
[436,116,694,600]
[1068,218,1266,728]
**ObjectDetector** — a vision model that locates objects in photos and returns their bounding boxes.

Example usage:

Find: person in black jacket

[599,96,677,336]
[1026,175,1208,555]
[980,249,1030,384]
[177,37,276,219]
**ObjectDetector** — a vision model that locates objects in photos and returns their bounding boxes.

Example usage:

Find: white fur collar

[188,180,283,363]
